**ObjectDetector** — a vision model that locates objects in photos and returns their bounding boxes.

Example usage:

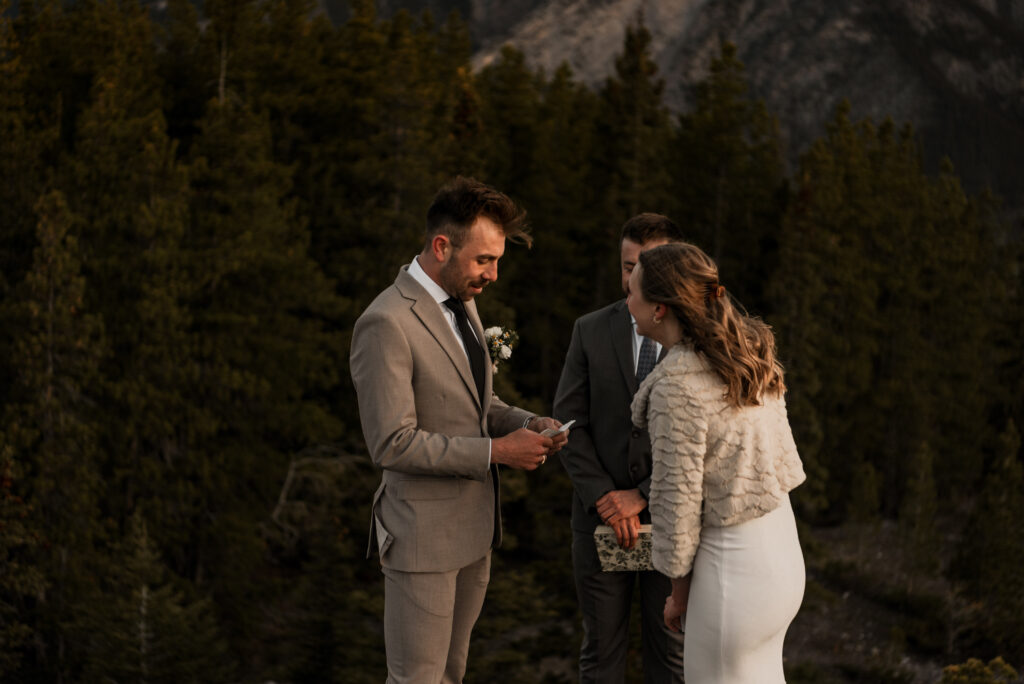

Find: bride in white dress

[625,242,806,683]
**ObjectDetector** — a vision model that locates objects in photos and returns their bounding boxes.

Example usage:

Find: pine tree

[770,103,1003,521]
[898,440,939,575]
[202,0,262,106]
[771,102,881,520]
[306,0,426,307]
[672,41,786,312]
[923,171,1003,494]
[156,0,206,150]
[1004,240,1024,437]
[954,421,1024,663]
[767,214,829,518]
[435,11,485,177]
[73,511,233,683]
[495,63,599,400]
[0,0,51,293]
[0,442,43,679]
[475,45,542,195]
[0,190,105,680]
[58,25,197,551]
[183,96,344,653]
[269,452,385,683]
[593,17,674,242]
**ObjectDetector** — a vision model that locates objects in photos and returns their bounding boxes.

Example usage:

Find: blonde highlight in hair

[638,243,785,407]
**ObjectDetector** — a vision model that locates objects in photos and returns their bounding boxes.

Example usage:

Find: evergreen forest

[1,0,1023,681]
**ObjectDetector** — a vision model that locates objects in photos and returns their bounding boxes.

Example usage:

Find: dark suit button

[631,429,641,438]
[630,465,638,474]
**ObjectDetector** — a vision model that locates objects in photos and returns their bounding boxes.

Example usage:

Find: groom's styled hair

[425,176,532,249]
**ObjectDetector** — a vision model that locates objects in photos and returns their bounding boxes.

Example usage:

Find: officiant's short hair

[620,213,684,246]
[425,176,532,249]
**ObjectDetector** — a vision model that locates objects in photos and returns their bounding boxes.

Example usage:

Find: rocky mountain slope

[387,0,1024,223]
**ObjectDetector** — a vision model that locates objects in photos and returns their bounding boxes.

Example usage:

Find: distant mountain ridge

[381,0,1024,224]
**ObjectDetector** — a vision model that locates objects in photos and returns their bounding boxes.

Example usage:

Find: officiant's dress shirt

[630,316,662,371]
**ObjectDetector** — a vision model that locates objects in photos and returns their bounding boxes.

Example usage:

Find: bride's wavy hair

[637,243,785,407]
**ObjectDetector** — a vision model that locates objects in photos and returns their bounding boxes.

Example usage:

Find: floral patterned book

[593,524,654,572]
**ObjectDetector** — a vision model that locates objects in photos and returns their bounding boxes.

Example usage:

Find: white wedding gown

[683,495,805,683]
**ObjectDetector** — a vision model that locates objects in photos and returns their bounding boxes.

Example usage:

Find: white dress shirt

[408,256,484,354]
[408,256,492,462]
[630,315,662,373]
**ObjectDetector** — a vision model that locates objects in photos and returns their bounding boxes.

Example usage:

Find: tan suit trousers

[382,552,491,684]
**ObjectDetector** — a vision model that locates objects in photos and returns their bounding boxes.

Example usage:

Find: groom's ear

[430,234,452,263]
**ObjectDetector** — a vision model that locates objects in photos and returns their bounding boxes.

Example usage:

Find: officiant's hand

[596,488,647,526]
[610,515,641,549]
[526,417,569,455]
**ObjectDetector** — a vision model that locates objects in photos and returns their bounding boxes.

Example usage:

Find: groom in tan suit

[350,177,568,684]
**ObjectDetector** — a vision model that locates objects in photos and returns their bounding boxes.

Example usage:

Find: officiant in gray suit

[553,213,687,683]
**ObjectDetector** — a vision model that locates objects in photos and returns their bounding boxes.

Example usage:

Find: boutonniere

[483,326,519,374]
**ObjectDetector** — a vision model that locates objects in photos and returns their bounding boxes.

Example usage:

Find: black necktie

[636,336,657,383]
[444,297,486,401]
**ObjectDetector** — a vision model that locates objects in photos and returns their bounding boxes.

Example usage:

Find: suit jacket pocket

[367,481,391,559]
[374,514,394,557]
[394,477,462,501]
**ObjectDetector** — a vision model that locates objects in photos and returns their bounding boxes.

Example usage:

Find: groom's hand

[492,429,553,470]
[526,417,568,455]
[596,488,647,525]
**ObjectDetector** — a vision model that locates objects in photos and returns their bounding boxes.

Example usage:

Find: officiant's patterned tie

[636,336,658,383]
[445,297,486,401]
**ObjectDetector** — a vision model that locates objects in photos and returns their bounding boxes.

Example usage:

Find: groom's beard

[440,259,488,301]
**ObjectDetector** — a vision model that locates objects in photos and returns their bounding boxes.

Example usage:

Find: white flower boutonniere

[483,326,519,374]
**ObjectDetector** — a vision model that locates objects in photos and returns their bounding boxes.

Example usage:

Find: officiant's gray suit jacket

[350,265,531,573]
[553,299,657,574]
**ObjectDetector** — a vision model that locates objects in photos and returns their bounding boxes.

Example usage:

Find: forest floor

[784,520,962,684]
[470,516,1010,683]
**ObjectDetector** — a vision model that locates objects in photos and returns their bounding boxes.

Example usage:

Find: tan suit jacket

[350,265,532,573]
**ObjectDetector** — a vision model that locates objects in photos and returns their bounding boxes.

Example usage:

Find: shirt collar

[408,255,452,306]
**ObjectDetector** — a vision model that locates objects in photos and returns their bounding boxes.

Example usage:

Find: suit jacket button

[631,429,641,438]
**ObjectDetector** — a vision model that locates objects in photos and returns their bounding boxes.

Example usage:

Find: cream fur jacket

[631,343,806,578]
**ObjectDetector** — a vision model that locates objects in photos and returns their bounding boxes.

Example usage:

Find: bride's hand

[664,574,691,632]
[664,594,685,633]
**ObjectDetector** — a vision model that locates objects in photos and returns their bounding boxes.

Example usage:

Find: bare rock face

[472,0,711,86]
[469,0,1024,219]
[380,0,1023,218]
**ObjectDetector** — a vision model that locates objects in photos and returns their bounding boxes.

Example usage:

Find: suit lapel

[609,300,639,394]
[396,268,483,410]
